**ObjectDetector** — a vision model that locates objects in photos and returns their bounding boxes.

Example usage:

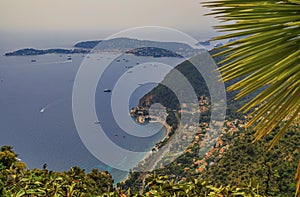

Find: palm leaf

[203,0,300,195]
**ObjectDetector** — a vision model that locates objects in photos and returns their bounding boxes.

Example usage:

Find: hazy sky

[0,0,220,48]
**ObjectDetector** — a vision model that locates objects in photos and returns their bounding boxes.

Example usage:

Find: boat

[104,89,112,93]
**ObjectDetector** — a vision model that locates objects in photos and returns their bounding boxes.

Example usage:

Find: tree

[0,146,17,169]
[203,0,300,196]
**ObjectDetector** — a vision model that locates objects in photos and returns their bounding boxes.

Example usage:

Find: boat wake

[38,60,72,65]
[39,98,68,113]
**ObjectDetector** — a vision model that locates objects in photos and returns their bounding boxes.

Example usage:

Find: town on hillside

[129,95,249,176]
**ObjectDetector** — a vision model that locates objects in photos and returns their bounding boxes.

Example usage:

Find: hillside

[120,49,299,196]
[120,126,299,196]
[201,126,300,196]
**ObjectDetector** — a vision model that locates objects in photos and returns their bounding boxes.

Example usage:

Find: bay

[0,52,183,182]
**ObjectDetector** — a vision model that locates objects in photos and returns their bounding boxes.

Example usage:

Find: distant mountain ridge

[4,37,241,57]
[74,40,102,49]
[5,38,204,58]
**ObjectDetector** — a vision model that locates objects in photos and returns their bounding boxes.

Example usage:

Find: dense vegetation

[2,123,299,196]
[0,146,266,196]
[0,146,115,196]
[201,127,300,196]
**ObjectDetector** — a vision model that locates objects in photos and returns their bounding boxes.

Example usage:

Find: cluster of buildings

[175,118,248,179]
[131,95,248,178]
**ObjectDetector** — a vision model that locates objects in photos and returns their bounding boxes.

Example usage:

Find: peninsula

[4,48,90,56]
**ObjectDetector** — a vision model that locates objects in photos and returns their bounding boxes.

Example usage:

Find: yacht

[104,89,112,93]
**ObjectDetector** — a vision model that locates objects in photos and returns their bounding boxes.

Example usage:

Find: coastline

[120,122,171,183]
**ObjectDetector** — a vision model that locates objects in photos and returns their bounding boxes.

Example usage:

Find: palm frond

[203,0,300,195]
[203,0,300,146]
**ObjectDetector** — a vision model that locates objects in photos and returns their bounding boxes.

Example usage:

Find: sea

[0,48,184,182]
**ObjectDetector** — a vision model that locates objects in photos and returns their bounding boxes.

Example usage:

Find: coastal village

[129,95,248,180]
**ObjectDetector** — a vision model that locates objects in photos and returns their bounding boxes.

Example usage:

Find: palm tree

[203,0,300,196]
